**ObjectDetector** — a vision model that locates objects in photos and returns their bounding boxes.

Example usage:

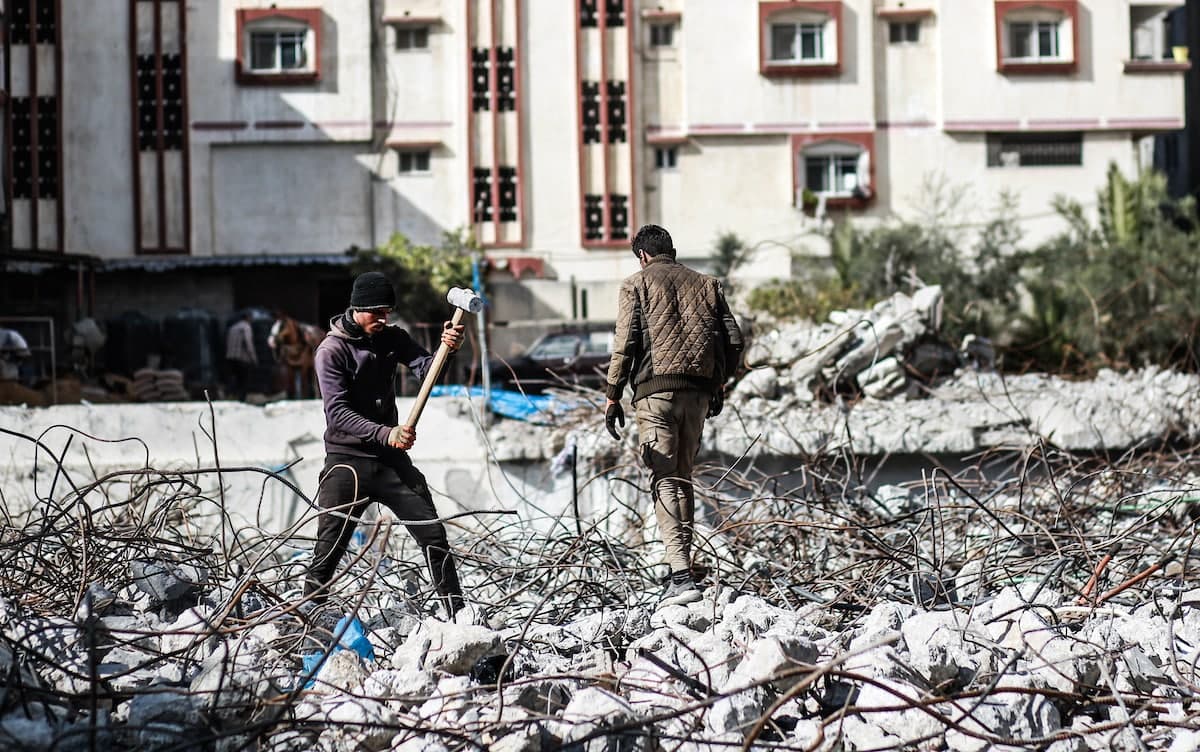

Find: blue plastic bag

[301,614,375,688]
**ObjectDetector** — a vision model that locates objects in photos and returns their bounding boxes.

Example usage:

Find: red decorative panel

[3,0,63,252]
[575,0,635,248]
[465,0,526,248]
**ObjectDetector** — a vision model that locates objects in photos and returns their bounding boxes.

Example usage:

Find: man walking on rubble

[603,224,744,606]
[305,271,470,621]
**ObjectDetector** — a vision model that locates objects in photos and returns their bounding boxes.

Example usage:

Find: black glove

[708,388,725,418]
[605,401,625,441]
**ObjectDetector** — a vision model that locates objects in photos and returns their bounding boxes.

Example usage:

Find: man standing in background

[224,311,258,401]
[603,224,744,607]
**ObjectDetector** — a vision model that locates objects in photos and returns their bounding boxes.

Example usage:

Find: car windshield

[581,331,612,354]
[528,335,581,360]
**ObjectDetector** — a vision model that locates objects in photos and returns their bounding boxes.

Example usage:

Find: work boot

[453,602,487,627]
[658,578,702,608]
[437,593,486,626]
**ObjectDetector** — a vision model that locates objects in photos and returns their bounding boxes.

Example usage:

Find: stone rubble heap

[740,284,954,403]
[486,285,1200,461]
[3,576,1198,751]
[724,286,1200,455]
[2,445,1199,750]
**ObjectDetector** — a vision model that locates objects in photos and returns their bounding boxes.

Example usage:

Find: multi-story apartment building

[0,0,1188,330]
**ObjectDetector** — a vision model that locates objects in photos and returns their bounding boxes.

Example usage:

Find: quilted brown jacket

[606,255,744,403]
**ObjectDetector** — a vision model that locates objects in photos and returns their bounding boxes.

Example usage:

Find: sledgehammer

[403,286,483,430]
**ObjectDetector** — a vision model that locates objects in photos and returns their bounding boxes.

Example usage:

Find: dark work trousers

[304,452,463,614]
[226,359,252,401]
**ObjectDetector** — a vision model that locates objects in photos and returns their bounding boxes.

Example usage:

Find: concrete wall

[208,143,373,255]
[0,399,613,544]
[683,0,875,127]
[938,2,1184,127]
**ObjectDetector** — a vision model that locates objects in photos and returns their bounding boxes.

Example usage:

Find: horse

[269,315,326,399]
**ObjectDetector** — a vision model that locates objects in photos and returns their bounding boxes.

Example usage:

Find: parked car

[488,329,613,393]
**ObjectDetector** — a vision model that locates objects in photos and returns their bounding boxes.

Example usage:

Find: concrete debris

[899,611,992,691]
[857,356,906,399]
[311,648,369,694]
[393,620,501,675]
[731,365,779,401]
[129,557,205,607]
[2,368,1200,750]
[715,286,1200,456]
[705,685,771,737]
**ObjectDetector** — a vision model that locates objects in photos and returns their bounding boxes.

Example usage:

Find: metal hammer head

[447,287,484,314]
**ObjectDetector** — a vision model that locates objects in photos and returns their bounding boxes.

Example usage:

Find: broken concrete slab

[393,621,501,676]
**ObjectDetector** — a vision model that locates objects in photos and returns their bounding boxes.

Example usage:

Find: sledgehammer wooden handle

[404,307,465,430]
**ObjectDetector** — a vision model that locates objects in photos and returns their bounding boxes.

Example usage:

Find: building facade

[0,0,1189,326]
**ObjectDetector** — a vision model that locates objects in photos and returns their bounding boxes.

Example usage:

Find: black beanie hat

[350,272,396,310]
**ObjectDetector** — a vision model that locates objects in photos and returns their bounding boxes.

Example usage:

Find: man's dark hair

[632,224,675,259]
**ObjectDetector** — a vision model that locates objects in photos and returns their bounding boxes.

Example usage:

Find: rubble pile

[2,424,1199,751]
[740,284,956,403]
[733,288,1200,451]
[484,286,1200,464]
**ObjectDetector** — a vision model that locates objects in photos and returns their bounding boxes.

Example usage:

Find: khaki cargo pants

[634,390,709,574]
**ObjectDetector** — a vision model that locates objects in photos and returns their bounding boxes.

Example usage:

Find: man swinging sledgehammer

[304,272,482,621]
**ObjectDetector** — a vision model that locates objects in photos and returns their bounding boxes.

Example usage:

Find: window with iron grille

[654,147,677,169]
[987,132,1082,167]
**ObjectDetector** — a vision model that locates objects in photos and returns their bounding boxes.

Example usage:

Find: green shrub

[745,277,861,323]
[349,230,476,324]
[1019,165,1200,372]
[744,167,1200,374]
[747,192,1027,348]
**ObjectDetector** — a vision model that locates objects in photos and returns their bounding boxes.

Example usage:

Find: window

[654,147,677,169]
[986,132,1082,167]
[397,150,431,174]
[795,136,873,204]
[582,332,612,355]
[760,1,842,76]
[236,9,321,84]
[649,23,674,47]
[995,1,1077,73]
[805,153,859,195]
[888,21,919,44]
[1007,20,1059,60]
[395,27,429,50]
[770,22,827,62]
[1130,6,1174,61]
[249,29,309,72]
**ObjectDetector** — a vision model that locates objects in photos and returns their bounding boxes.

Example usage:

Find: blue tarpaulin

[301,614,376,688]
[429,385,584,423]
